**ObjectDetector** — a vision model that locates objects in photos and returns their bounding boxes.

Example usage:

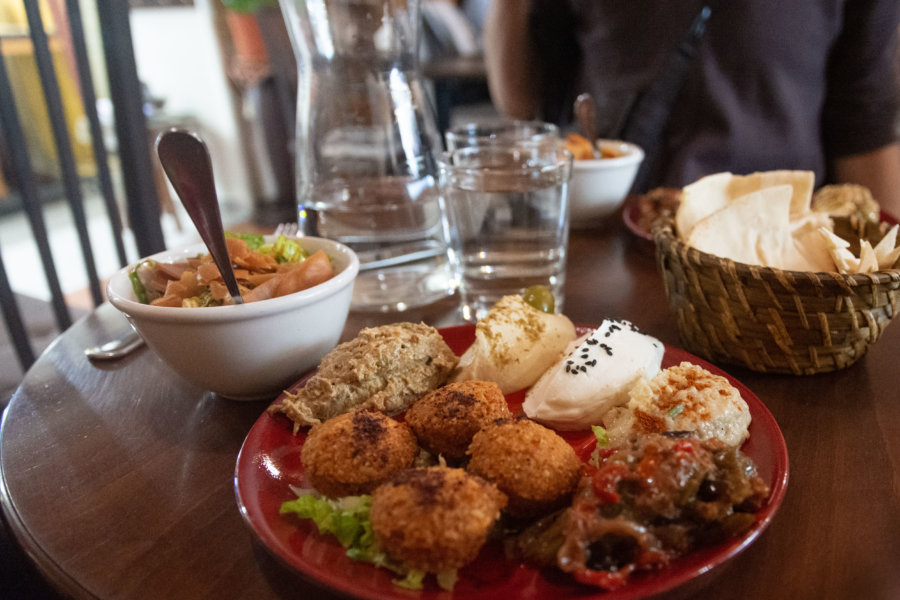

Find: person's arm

[832,143,900,216]
[482,0,540,119]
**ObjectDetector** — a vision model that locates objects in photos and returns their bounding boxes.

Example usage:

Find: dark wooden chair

[0,0,166,389]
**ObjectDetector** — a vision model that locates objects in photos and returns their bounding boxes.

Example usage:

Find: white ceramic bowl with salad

[107,234,359,401]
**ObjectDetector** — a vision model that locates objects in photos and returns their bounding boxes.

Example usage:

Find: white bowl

[107,236,359,401]
[569,139,645,225]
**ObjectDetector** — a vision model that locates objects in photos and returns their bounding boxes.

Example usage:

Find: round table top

[2,223,900,600]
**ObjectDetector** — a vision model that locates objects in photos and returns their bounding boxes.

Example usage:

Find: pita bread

[677,170,815,239]
[677,172,734,239]
[679,170,894,273]
[788,221,839,272]
[687,185,794,267]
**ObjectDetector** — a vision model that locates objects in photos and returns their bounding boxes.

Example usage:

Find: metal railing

[0,0,165,372]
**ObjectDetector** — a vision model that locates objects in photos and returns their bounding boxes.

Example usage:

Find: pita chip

[856,241,879,273]
[817,227,855,273]
[873,224,900,269]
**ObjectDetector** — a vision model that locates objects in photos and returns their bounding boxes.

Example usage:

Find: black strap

[617,2,716,193]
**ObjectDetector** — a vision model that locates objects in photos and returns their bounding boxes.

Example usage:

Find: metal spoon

[574,93,601,158]
[85,329,145,361]
[155,128,244,305]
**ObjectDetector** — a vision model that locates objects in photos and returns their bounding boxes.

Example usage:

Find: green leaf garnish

[592,425,609,447]
[394,569,426,590]
[128,268,149,304]
[280,493,436,586]
[225,231,265,250]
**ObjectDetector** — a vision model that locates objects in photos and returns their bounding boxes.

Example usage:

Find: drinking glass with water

[438,142,573,321]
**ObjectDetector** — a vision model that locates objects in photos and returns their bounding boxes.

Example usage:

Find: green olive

[522,285,555,313]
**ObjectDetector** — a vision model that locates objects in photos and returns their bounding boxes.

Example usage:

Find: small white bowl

[107,236,359,401]
[569,139,645,225]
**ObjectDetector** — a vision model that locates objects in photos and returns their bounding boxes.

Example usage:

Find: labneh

[522,319,664,430]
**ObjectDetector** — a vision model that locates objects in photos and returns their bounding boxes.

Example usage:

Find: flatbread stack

[675,170,900,274]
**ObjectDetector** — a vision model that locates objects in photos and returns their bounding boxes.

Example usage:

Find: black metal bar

[96,0,166,258]
[24,0,104,306]
[66,0,129,268]
[0,248,37,371]
[0,39,72,331]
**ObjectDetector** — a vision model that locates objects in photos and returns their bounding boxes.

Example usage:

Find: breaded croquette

[370,466,506,573]
[467,418,582,519]
[301,410,418,498]
[405,381,511,461]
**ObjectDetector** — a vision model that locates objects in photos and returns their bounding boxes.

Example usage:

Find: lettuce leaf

[266,234,308,264]
[280,492,458,590]
[280,494,403,573]
[225,231,265,250]
[226,231,308,263]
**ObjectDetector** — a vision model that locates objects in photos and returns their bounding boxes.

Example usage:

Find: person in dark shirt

[483,0,900,214]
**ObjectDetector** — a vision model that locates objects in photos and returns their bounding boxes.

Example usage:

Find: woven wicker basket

[652,216,900,375]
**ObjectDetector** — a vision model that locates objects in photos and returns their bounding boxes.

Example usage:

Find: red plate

[234,325,789,600]
[622,193,657,244]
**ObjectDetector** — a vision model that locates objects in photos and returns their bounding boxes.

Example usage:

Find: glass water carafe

[279,0,454,312]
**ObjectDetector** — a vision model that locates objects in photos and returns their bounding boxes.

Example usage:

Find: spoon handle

[155,128,244,305]
[85,329,145,361]
[574,93,601,158]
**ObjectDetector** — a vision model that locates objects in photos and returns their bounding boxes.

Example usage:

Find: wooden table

[2,223,899,600]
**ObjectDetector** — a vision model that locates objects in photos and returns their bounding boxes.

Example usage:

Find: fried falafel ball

[404,380,511,461]
[370,466,507,573]
[301,410,418,498]
[467,418,582,519]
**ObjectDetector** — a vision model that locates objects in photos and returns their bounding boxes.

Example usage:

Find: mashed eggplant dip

[274,291,770,592]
